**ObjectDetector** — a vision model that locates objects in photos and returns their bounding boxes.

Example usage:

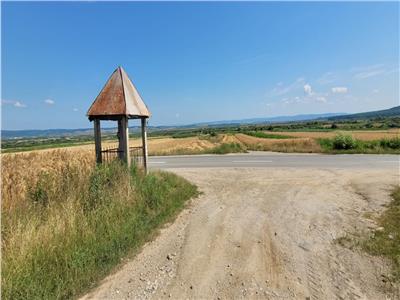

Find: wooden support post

[120,117,130,166]
[141,117,148,174]
[117,119,124,160]
[94,119,102,164]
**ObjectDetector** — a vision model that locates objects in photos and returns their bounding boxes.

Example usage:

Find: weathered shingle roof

[87,66,150,120]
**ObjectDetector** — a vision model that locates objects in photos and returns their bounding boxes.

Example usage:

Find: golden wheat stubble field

[2,149,94,211]
[273,129,400,140]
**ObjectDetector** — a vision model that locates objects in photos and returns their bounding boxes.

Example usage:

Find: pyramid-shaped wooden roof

[87,66,150,120]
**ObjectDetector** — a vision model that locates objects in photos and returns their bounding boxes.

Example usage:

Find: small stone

[167,254,172,260]
[388,234,394,240]
[230,272,233,277]
[190,285,193,290]
[375,226,384,232]
[274,232,277,236]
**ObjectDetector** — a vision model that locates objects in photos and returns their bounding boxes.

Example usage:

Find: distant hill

[2,106,399,140]
[326,106,400,121]
[188,113,346,127]
[1,126,171,140]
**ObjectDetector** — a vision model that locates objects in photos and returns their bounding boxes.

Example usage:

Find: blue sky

[2,2,399,130]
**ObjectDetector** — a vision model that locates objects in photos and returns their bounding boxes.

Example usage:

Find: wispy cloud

[44,99,55,105]
[281,92,328,106]
[73,108,79,112]
[1,99,27,108]
[269,77,305,96]
[331,87,348,94]
[352,64,392,80]
[316,72,337,85]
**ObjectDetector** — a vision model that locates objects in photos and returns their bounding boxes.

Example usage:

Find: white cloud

[331,87,348,94]
[44,99,55,105]
[372,89,379,93]
[73,108,79,112]
[303,84,313,96]
[175,113,180,118]
[1,99,27,108]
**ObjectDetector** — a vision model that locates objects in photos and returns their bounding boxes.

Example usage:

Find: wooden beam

[141,118,148,174]
[117,119,124,160]
[94,119,102,164]
[120,116,130,166]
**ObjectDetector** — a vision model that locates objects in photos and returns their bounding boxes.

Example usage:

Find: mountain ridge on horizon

[2,106,399,139]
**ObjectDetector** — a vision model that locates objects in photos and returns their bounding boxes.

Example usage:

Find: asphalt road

[148,151,400,169]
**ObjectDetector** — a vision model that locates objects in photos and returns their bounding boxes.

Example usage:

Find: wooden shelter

[87,66,151,171]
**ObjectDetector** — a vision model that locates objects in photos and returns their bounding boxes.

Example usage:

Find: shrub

[380,137,400,149]
[332,134,358,150]
[244,131,294,139]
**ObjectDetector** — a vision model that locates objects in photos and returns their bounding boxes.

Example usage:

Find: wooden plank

[94,119,102,164]
[141,117,148,174]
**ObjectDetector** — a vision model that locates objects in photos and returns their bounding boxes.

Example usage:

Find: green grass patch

[318,134,400,154]
[362,187,400,282]
[171,132,199,139]
[2,161,198,299]
[243,131,295,139]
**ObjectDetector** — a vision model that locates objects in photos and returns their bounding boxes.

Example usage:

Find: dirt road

[82,167,399,299]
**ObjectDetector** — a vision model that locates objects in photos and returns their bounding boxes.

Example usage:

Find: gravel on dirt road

[81,167,399,299]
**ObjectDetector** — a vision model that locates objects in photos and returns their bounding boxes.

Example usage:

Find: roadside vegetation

[2,151,198,299]
[242,131,294,139]
[336,186,400,291]
[204,142,246,154]
[318,133,400,154]
[363,187,400,282]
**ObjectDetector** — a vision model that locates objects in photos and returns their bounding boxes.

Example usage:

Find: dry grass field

[272,129,400,141]
[2,149,94,211]
[57,136,218,156]
[235,133,322,153]
[8,129,400,159]
[1,149,198,299]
